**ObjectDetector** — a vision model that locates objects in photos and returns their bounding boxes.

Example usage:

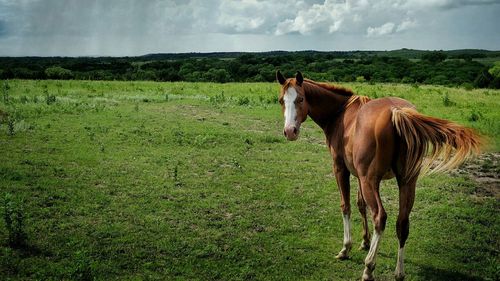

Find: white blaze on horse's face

[283,87,300,141]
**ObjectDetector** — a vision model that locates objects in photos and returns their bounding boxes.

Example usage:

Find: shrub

[489,76,500,89]
[356,76,366,82]
[461,83,474,91]
[474,69,493,88]
[45,66,74,80]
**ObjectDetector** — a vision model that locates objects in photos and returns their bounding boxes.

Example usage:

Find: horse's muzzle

[283,126,299,141]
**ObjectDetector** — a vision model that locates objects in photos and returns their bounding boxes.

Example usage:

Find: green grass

[0,80,498,280]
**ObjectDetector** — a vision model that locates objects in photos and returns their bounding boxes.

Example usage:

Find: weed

[261,135,283,143]
[3,193,27,248]
[237,96,250,106]
[210,91,226,105]
[2,81,10,103]
[442,93,456,107]
[134,103,139,112]
[231,158,242,170]
[194,134,216,147]
[172,128,187,145]
[13,120,31,134]
[7,117,15,136]
[268,96,279,104]
[469,109,482,122]
[71,250,93,281]
[462,83,474,91]
[19,96,29,104]
[45,92,57,105]
[173,162,182,187]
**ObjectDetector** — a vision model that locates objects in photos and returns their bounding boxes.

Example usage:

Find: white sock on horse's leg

[336,213,352,259]
[395,247,405,280]
[363,230,383,280]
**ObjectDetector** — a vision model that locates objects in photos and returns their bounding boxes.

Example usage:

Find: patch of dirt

[452,152,500,199]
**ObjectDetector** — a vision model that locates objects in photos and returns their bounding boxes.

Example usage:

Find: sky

[0,0,499,56]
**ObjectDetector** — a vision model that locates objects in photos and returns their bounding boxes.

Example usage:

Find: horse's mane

[303,79,355,97]
[303,79,371,109]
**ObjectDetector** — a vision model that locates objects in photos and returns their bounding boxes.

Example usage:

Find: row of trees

[0,52,499,88]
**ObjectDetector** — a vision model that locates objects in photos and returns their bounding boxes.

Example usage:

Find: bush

[45,66,74,79]
[474,69,493,88]
[488,62,500,78]
[422,51,447,63]
[356,76,366,82]
[489,76,500,89]
[461,83,474,91]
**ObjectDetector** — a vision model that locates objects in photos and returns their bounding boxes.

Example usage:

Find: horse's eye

[296,97,304,103]
[279,98,284,105]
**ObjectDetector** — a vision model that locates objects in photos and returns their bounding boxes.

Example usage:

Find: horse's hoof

[395,273,405,281]
[335,251,349,260]
[362,265,375,281]
[359,241,370,251]
[362,276,374,281]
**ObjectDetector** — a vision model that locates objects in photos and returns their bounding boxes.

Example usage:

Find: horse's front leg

[333,160,352,260]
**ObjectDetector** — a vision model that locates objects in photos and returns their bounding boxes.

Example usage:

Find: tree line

[0,50,499,88]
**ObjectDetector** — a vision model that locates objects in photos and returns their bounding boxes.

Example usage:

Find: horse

[275,71,481,281]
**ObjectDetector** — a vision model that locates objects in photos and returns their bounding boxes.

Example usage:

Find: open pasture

[0,80,499,280]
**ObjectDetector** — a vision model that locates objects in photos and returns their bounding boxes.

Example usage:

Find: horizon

[1,48,500,59]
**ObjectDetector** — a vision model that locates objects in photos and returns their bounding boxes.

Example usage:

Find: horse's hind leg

[357,186,371,250]
[395,177,417,281]
[359,176,387,281]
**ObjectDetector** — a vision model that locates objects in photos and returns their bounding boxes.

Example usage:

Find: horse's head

[276,70,308,141]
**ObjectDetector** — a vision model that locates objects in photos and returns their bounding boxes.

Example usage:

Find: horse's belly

[382,170,395,180]
[345,154,394,180]
[344,156,358,177]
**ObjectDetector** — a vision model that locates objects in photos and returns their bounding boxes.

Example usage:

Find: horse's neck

[304,82,351,130]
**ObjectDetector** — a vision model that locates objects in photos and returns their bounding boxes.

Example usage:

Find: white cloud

[396,18,418,32]
[216,0,291,33]
[275,0,349,35]
[366,22,396,37]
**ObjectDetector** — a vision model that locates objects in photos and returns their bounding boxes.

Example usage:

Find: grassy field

[0,80,498,280]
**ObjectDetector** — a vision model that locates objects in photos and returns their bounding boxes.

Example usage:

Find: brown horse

[276,71,481,281]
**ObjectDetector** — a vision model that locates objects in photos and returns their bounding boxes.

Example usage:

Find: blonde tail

[391,107,481,181]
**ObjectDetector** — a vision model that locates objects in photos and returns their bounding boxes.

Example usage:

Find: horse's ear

[296,71,303,86]
[276,70,286,85]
